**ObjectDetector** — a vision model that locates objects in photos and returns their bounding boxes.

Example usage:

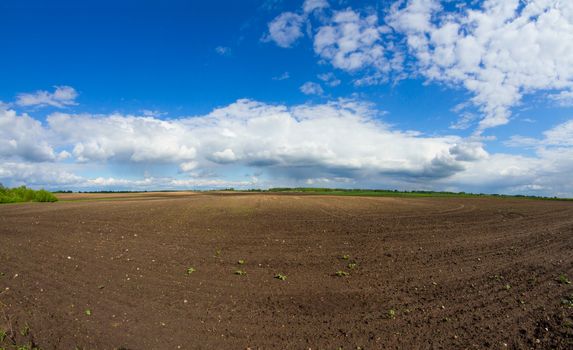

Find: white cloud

[388,0,573,131]
[317,72,341,87]
[272,72,290,80]
[267,0,573,132]
[264,12,305,48]
[549,90,573,107]
[4,97,573,196]
[210,148,237,164]
[303,0,329,14]
[300,81,324,95]
[47,112,198,163]
[215,46,231,56]
[16,86,78,108]
[0,98,489,187]
[0,162,83,187]
[543,120,573,146]
[0,108,56,161]
[314,10,392,72]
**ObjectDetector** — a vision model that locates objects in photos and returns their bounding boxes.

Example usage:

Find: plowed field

[1,193,572,349]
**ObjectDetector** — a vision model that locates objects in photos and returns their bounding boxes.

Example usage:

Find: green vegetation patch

[557,274,571,284]
[335,270,350,277]
[0,184,58,204]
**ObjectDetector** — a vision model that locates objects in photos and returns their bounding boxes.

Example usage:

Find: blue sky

[1,0,573,196]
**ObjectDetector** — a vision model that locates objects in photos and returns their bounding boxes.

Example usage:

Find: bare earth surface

[1,193,572,349]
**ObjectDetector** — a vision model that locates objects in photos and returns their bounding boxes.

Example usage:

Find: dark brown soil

[1,193,572,349]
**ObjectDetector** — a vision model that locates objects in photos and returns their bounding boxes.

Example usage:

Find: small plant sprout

[85,309,92,316]
[274,273,287,281]
[237,259,245,265]
[234,269,247,276]
[341,254,350,260]
[335,270,350,277]
[186,267,196,275]
[348,262,357,269]
[557,274,571,285]
[504,284,511,290]
[20,324,29,336]
[387,309,396,319]
[0,329,6,342]
[214,250,222,258]
[562,294,573,308]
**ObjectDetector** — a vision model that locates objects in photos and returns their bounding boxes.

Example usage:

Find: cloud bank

[2,96,573,196]
[266,0,573,132]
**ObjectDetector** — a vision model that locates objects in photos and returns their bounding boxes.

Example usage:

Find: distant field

[55,191,200,201]
[1,192,572,349]
[244,187,573,201]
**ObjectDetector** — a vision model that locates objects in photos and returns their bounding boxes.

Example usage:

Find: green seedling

[214,250,222,258]
[20,324,29,337]
[504,284,511,290]
[237,259,245,265]
[562,294,573,308]
[274,273,287,281]
[186,267,196,275]
[234,270,247,276]
[387,309,396,319]
[341,254,350,260]
[85,309,92,316]
[557,274,571,285]
[347,262,357,269]
[0,329,6,342]
[335,270,350,277]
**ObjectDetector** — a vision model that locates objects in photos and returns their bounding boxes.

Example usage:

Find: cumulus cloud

[47,112,198,163]
[388,0,573,131]
[0,108,56,161]
[0,162,84,187]
[264,12,305,48]
[300,81,324,95]
[317,72,341,87]
[4,96,573,196]
[303,0,329,14]
[0,98,493,188]
[264,0,330,48]
[267,0,573,132]
[16,86,78,108]
[314,10,394,72]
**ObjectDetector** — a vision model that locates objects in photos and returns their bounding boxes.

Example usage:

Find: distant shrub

[0,186,58,203]
[34,189,58,202]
